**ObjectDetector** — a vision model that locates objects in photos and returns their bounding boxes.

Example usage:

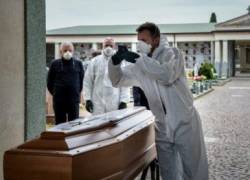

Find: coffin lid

[17,107,154,151]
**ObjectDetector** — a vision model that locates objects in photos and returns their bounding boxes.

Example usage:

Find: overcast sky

[46,0,249,30]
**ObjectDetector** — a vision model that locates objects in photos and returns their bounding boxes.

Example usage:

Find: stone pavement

[136,78,250,180]
[195,78,250,180]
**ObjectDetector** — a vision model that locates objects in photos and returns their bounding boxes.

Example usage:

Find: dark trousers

[53,101,79,125]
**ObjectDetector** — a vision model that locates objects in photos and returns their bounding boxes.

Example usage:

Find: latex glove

[85,100,93,113]
[118,102,127,110]
[111,45,129,65]
[112,51,140,65]
[111,53,123,65]
[120,51,140,63]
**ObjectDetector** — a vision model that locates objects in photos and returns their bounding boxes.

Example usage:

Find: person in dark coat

[47,42,84,125]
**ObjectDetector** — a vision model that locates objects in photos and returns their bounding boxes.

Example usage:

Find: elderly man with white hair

[47,42,84,124]
[83,37,130,115]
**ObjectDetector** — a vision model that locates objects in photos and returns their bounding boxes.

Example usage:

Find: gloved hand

[120,51,140,63]
[85,100,93,113]
[111,54,123,65]
[112,50,140,64]
[118,102,127,110]
[111,45,129,65]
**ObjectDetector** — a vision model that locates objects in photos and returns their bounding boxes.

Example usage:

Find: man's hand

[111,53,123,65]
[112,50,140,65]
[118,102,127,110]
[120,51,140,63]
[85,100,93,113]
[116,45,140,63]
[111,45,129,65]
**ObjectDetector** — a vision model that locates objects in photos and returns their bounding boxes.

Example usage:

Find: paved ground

[196,78,250,180]
[136,78,250,180]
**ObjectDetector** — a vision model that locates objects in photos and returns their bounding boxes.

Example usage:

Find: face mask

[63,51,73,60]
[136,40,152,54]
[103,47,114,57]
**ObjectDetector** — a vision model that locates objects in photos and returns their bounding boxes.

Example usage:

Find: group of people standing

[47,38,130,124]
[47,22,208,180]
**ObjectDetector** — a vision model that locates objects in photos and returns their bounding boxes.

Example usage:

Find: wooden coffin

[4,107,156,180]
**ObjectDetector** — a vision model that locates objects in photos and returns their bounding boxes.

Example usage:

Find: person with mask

[108,22,208,180]
[47,42,84,125]
[83,37,130,115]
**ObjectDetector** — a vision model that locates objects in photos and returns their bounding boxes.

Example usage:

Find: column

[210,41,215,65]
[174,41,178,48]
[55,43,60,59]
[131,42,137,52]
[0,4,26,179]
[215,40,222,78]
[24,0,46,139]
[222,40,229,78]
[0,0,46,178]
[92,43,98,51]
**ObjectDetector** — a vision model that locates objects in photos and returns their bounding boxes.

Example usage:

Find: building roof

[46,23,216,36]
[215,13,250,31]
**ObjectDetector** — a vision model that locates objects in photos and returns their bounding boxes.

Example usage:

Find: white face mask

[63,51,73,60]
[136,40,152,54]
[103,47,114,57]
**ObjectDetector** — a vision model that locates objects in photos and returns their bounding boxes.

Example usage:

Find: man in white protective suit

[83,37,130,115]
[108,22,208,180]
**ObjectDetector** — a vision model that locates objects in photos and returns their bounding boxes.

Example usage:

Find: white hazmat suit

[108,36,208,180]
[84,54,130,115]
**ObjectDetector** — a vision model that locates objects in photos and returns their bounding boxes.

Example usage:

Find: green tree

[210,12,217,23]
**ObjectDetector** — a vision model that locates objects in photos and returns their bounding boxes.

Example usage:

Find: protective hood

[152,35,170,58]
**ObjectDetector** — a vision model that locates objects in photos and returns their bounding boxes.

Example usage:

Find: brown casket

[4,107,156,180]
